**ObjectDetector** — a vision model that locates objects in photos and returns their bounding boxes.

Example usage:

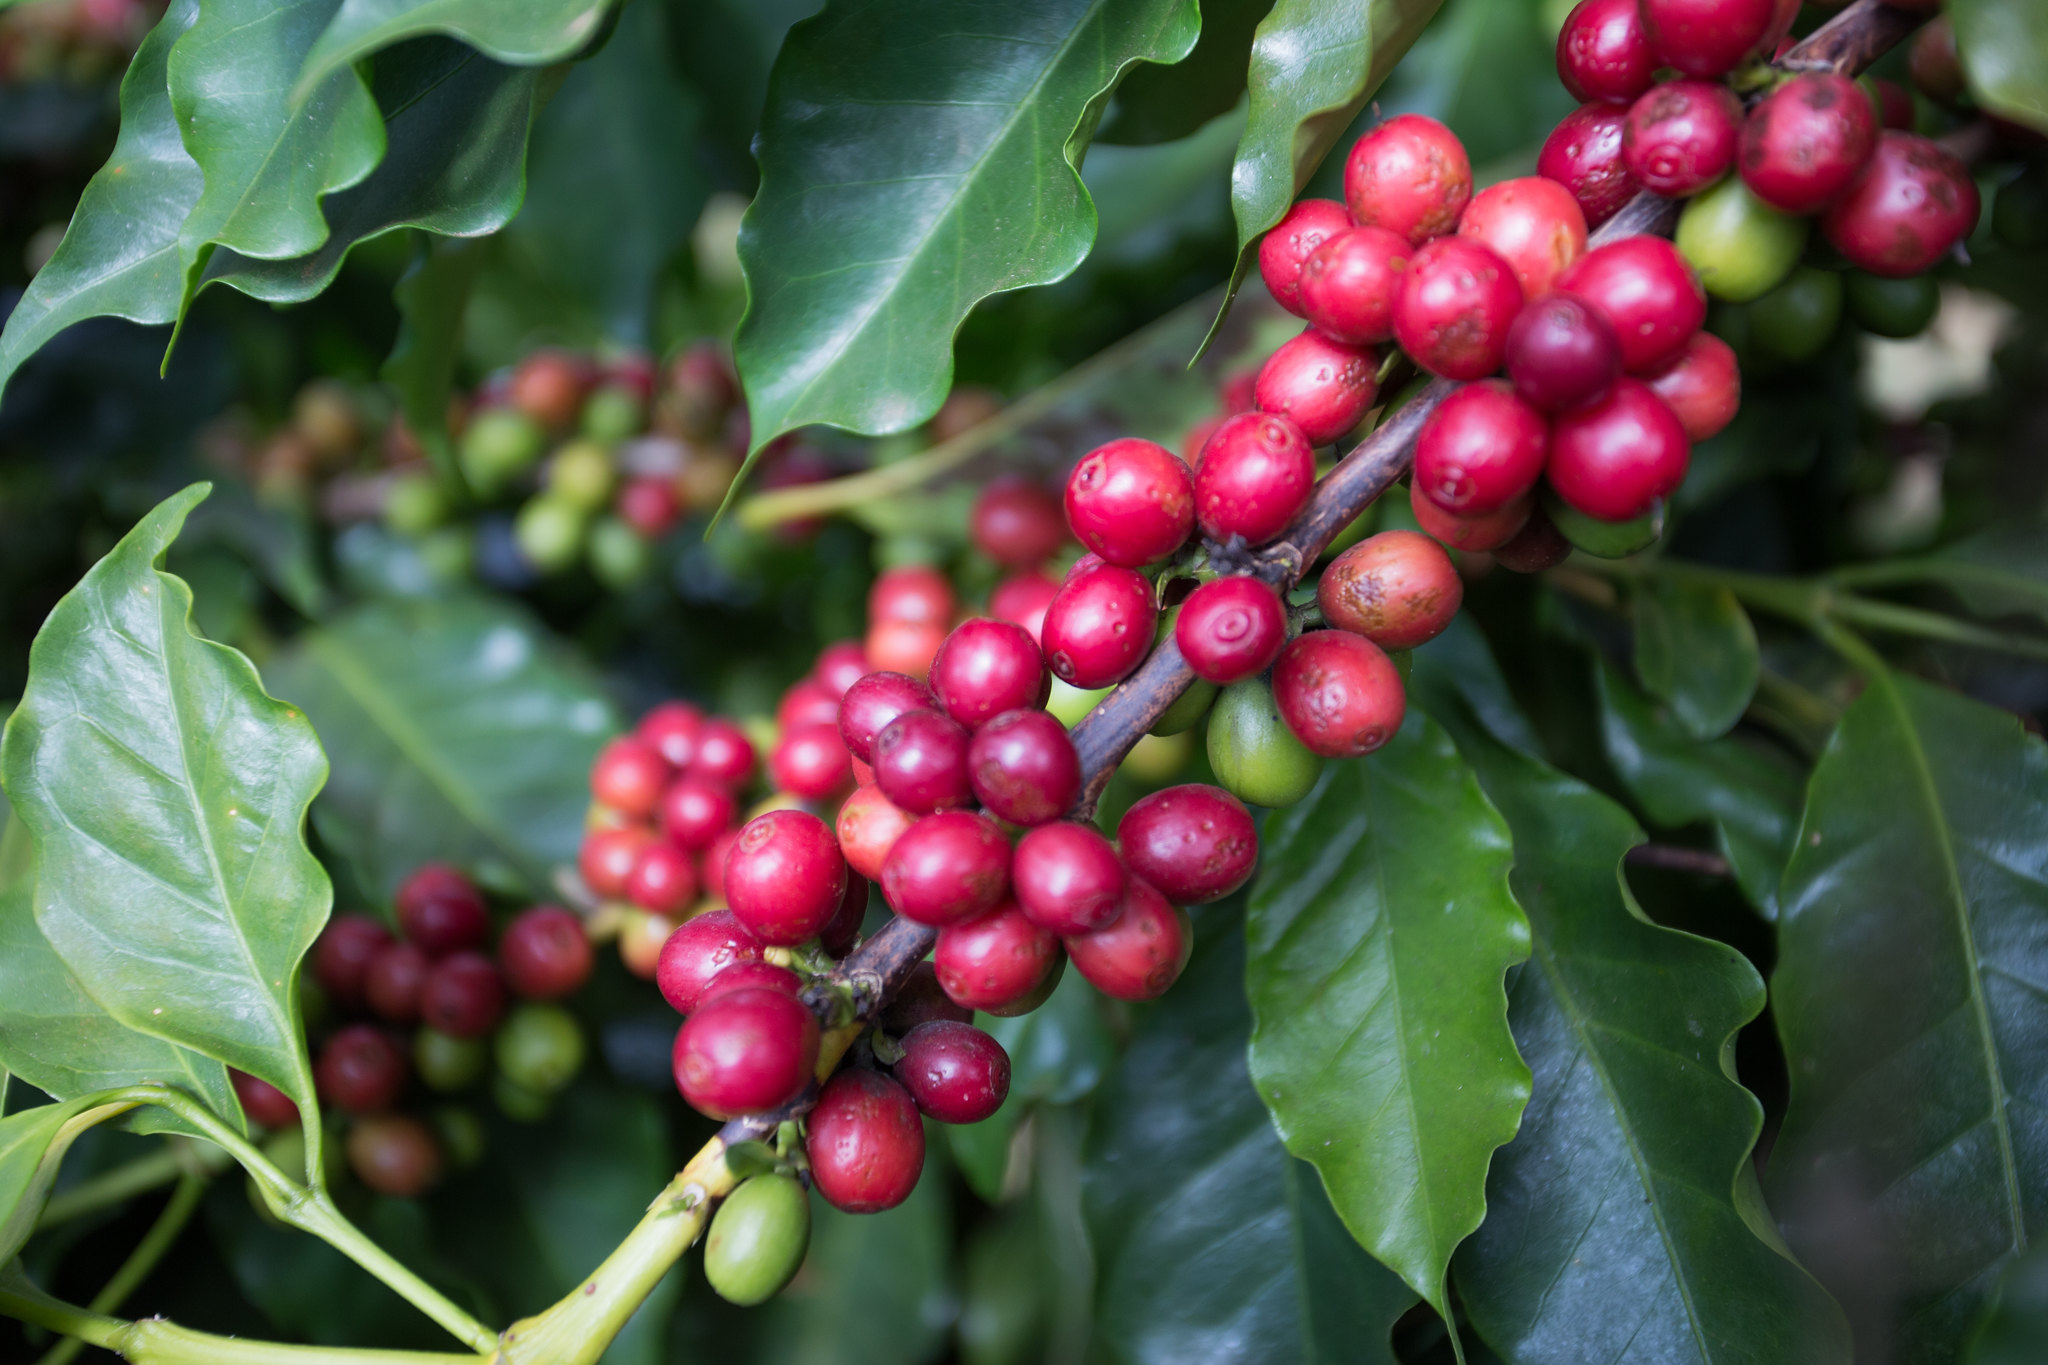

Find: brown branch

[1624,844,1734,878]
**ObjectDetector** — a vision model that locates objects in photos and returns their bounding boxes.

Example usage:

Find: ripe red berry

[616,476,682,539]
[1740,72,1878,215]
[637,701,704,768]
[1409,481,1532,553]
[874,709,974,814]
[990,569,1060,645]
[687,719,756,787]
[660,776,736,851]
[698,959,805,1007]
[967,708,1082,826]
[1193,413,1316,546]
[812,641,871,699]
[316,1024,407,1113]
[364,941,428,1023]
[627,840,698,915]
[1065,879,1192,1002]
[1258,198,1353,316]
[1272,631,1406,758]
[879,811,1012,927]
[1547,377,1692,521]
[510,349,590,430]
[313,914,394,1011]
[1413,380,1548,516]
[1392,237,1524,381]
[232,1070,300,1129]
[1505,293,1623,411]
[1012,821,1126,934]
[866,617,946,682]
[347,1114,444,1198]
[1539,104,1639,228]
[971,476,1066,567]
[820,872,870,958]
[836,783,916,882]
[1820,132,1981,278]
[1639,0,1787,78]
[498,906,594,1001]
[771,723,853,801]
[1622,80,1743,198]
[1253,330,1381,446]
[776,678,842,734]
[1646,331,1741,442]
[725,810,848,947]
[580,826,649,901]
[1344,114,1472,244]
[808,1069,924,1213]
[672,987,820,1120]
[1556,237,1706,374]
[1064,438,1195,567]
[1175,577,1288,687]
[1040,563,1157,689]
[395,864,489,958]
[895,1021,1011,1124]
[935,902,1061,1012]
[838,671,938,765]
[1318,530,1464,652]
[1556,0,1656,105]
[1117,784,1257,904]
[655,910,765,1013]
[869,564,956,627]
[930,618,1047,729]
[1491,507,1575,573]
[1457,177,1589,299]
[1298,226,1412,345]
[420,952,506,1038]
[880,961,975,1033]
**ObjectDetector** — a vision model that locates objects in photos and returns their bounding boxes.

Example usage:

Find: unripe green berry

[494,1003,586,1095]
[514,495,588,574]
[587,516,654,588]
[705,1173,811,1306]
[1676,176,1808,303]
[385,472,448,537]
[431,1106,487,1169]
[415,1027,488,1092]
[1750,265,1843,364]
[494,1072,555,1124]
[1207,676,1324,809]
[1846,271,1940,338]
[459,409,547,495]
[417,526,475,582]
[580,384,646,443]
[547,439,617,510]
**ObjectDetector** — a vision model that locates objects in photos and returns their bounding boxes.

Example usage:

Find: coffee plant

[1,0,2046,1362]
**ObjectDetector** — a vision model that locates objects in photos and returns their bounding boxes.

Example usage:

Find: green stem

[38,1141,230,1229]
[36,1174,209,1365]
[1828,595,2048,661]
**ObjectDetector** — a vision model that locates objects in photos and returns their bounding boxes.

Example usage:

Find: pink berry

[873,709,975,814]
[1820,131,1980,278]
[419,952,505,1039]
[837,671,937,765]
[970,476,1066,567]
[812,641,871,699]
[776,678,842,733]
[1639,0,1788,78]
[1457,176,1589,299]
[232,1070,300,1129]
[989,569,1060,645]
[1193,413,1316,546]
[1505,293,1623,412]
[935,902,1061,1013]
[1175,577,1288,687]
[1413,380,1549,515]
[770,722,853,801]
[660,776,736,851]
[1117,784,1257,905]
[1740,72,1879,215]
[1556,0,1656,105]
[316,1024,408,1114]
[364,941,427,1024]
[1645,331,1741,442]
[1318,530,1464,652]
[835,783,916,882]
[671,987,819,1120]
[724,809,848,947]
[869,564,955,626]
[1065,880,1191,1002]
[1409,481,1534,554]
[686,718,756,787]
[1253,330,1381,446]
[808,1069,924,1212]
[967,708,1082,826]
[1272,631,1407,758]
[498,906,594,1002]
[930,618,1048,729]
[1391,237,1524,381]
[1040,563,1157,689]
[579,827,648,901]
[654,909,763,1014]
[1547,378,1691,522]
[1623,80,1743,197]
[1297,226,1412,344]
[697,959,804,1007]
[1013,820,1127,935]
[879,811,1012,927]
[313,914,394,1010]
[1539,104,1639,228]
[627,840,698,915]
[1556,237,1706,374]
[1063,438,1195,567]
[895,1021,1011,1124]
[1344,114,1472,245]
[1257,198,1353,316]
[636,701,703,767]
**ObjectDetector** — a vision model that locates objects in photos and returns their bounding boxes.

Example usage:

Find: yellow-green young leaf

[1633,575,1759,741]
[0,1093,142,1264]
[293,0,613,100]
[1246,713,1531,1322]
[1770,667,2048,1362]
[1952,0,2048,134]
[1,485,330,1112]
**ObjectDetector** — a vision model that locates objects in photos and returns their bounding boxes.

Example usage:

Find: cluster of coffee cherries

[236,866,597,1197]
[0,0,151,87]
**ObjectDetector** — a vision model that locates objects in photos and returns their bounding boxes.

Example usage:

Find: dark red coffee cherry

[967,708,1082,826]
[1298,226,1411,344]
[1646,331,1741,442]
[1546,377,1692,521]
[1258,198,1353,316]
[1491,507,1575,574]
[1253,329,1381,446]
[771,723,853,802]
[1344,114,1472,244]
[930,618,1048,730]
[870,564,957,626]
[1117,784,1257,905]
[698,959,805,1008]
[725,809,848,947]
[687,718,757,787]
[807,1069,925,1213]
[1012,821,1126,934]
[971,476,1066,568]
[838,671,938,765]
[1821,131,1981,278]
[347,1115,444,1198]
[364,941,428,1024]
[660,776,736,851]
[316,1024,408,1114]
[896,1021,1011,1125]
[1413,380,1548,515]
[879,811,1012,927]
[880,961,975,1033]
[395,864,489,958]
[1409,481,1533,553]
[1064,438,1195,567]
[1908,15,1964,104]
[671,986,820,1120]
[1392,237,1524,381]
[819,872,870,958]
[498,906,594,1001]
[1175,577,1288,687]
[579,826,648,901]
[990,569,1060,645]
[813,641,871,699]
[655,910,765,1014]
[420,952,506,1039]
[1065,880,1192,1002]
[935,902,1061,1013]
[1639,0,1787,78]
[777,678,843,734]
[1272,631,1406,758]
[1041,563,1157,689]
[1740,72,1878,215]
[1193,413,1316,546]
[1622,80,1743,197]
[232,1070,300,1129]
[313,914,394,1011]
[1506,292,1623,411]
[1539,104,1639,228]
[590,737,671,819]
[627,840,698,915]
[836,783,915,882]
[873,710,974,814]
[1457,177,1588,299]
[1318,530,1463,652]
[1556,0,1656,105]
[1556,236,1706,374]
[637,701,704,768]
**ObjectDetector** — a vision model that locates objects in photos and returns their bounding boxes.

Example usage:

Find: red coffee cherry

[1298,226,1412,345]
[637,701,704,768]
[820,872,870,958]
[1272,631,1406,758]
[498,906,594,1001]
[1505,292,1623,412]
[616,476,682,539]
[836,783,916,882]
[879,811,1012,927]
[671,987,820,1120]
[1413,380,1549,515]
[509,348,591,429]
[1117,784,1257,905]
[813,641,871,699]
[1175,577,1288,687]
[316,1024,408,1113]
[776,678,843,733]
[1539,104,1639,228]
[1622,80,1742,197]
[771,723,853,801]
[1409,481,1533,553]
[364,941,428,1024]
[686,718,756,788]
[935,902,1061,1012]
[654,909,764,1014]
[347,1115,444,1199]
[1491,507,1575,574]
[874,710,974,814]
[1040,563,1157,689]
[1392,237,1524,381]
[1065,879,1192,1002]
[232,1070,300,1129]
[1318,530,1463,651]
[1012,820,1127,934]
[931,618,1048,729]
[838,671,937,765]
[660,776,737,851]
[1546,377,1692,521]
[971,476,1066,567]
[419,952,506,1039]
[1193,413,1316,546]
[1254,329,1381,446]
[880,961,974,1032]
[627,840,698,915]
[698,959,804,1008]
[1556,0,1656,105]
[1820,131,1981,278]
[896,1021,1011,1125]
[990,570,1060,645]
[1064,438,1195,567]
[395,864,489,959]
[313,914,394,1011]
[590,737,671,819]
[1646,331,1741,442]
[725,810,849,947]
[579,826,649,901]
[1639,0,1787,78]
[1456,176,1588,299]
[1556,237,1706,374]
[1740,72,1878,215]
[1258,198,1353,316]
[967,708,1082,826]
[808,1069,925,1213]
[1344,114,1472,245]
[1909,15,1964,104]
[1870,76,1915,131]
[699,827,740,903]
[869,564,956,626]
[867,617,947,683]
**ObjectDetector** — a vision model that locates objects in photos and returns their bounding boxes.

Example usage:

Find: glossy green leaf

[266,594,616,900]
[1087,907,1417,1364]
[1,484,328,1109]
[731,0,1201,488]
[1098,0,1273,145]
[1769,666,2048,1362]
[1246,715,1531,1320]
[294,0,612,99]
[1953,0,2048,134]
[1634,575,1760,742]
[0,1093,139,1264]
[1970,1245,2048,1364]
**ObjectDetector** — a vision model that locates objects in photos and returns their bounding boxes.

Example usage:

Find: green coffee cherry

[495,1003,586,1095]
[1207,676,1324,809]
[1047,677,1113,728]
[588,516,654,589]
[705,1173,811,1307]
[415,1027,488,1092]
[1676,177,1809,303]
[514,495,589,574]
[1542,487,1663,559]
[431,1106,487,1169]
[547,439,618,511]
[1846,271,1940,338]
[417,526,475,582]
[494,1072,555,1124]
[459,408,547,495]
[581,384,645,443]
[384,472,448,537]
[1750,265,1843,364]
